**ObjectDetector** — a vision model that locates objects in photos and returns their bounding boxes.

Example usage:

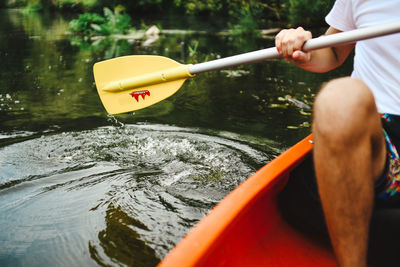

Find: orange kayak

[158,134,337,266]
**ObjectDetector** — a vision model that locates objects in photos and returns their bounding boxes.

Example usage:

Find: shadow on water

[0,9,353,267]
[89,204,159,267]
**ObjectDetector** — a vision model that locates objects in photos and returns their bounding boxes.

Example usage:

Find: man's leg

[312,77,387,267]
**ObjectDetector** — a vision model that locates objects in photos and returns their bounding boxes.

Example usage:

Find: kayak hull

[159,134,336,266]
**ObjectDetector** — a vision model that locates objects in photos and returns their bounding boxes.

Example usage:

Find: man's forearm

[296,46,345,73]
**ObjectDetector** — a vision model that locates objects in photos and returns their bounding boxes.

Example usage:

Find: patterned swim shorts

[376,113,400,200]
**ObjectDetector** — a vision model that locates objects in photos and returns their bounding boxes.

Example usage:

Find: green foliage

[19,0,43,12]
[173,0,223,15]
[186,40,211,64]
[287,0,335,25]
[95,7,132,35]
[69,12,105,36]
[187,41,198,57]
[9,0,336,27]
[53,0,97,10]
[69,7,132,37]
[228,8,259,36]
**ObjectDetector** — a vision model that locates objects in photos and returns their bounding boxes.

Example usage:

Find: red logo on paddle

[130,90,150,102]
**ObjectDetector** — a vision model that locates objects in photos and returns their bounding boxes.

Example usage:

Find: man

[275,0,400,266]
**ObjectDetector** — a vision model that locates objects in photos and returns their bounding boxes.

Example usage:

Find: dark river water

[0,9,352,267]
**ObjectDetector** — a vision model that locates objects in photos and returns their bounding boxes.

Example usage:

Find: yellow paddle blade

[93,55,194,114]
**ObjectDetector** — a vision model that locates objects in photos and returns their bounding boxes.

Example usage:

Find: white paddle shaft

[189,21,400,75]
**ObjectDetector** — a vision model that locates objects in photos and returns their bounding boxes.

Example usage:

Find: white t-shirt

[325,0,400,115]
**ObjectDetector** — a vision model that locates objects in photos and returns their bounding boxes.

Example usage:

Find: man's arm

[275,26,355,73]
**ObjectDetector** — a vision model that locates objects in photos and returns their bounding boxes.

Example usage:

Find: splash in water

[0,124,276,266]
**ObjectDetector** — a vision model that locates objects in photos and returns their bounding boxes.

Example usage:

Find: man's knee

[312,77,377,142]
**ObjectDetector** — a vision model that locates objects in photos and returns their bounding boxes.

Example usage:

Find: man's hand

[275,27,312,65]
[274,26,353,73]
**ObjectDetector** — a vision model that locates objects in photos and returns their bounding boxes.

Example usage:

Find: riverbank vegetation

[5,0,334,28]
[69,7,132,37]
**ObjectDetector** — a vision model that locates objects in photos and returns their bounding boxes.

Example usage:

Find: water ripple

[0,124,278,266]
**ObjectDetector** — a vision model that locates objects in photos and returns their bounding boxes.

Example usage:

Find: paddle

[93,21,400,114]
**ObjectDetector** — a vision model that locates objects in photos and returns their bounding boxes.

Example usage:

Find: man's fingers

[275,29,287,54]
[275,27,312,59]
[292,50,310,62]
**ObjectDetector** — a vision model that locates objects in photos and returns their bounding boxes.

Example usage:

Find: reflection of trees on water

[89,204,159,266]
[70,36,134,59]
